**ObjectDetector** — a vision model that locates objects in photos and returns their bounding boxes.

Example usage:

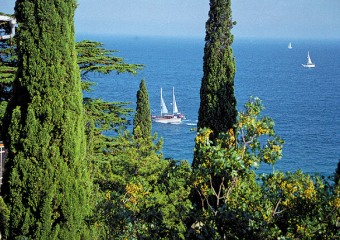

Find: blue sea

[79,34,340,176]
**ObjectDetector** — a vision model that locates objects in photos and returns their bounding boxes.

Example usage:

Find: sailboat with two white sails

[152,87,185,124]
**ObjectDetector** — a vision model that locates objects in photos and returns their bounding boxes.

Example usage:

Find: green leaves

[94,128,191,239]
[260,171,340,239]
[190,96,340,238]
[77,40,143,77]
[190,97,285,238]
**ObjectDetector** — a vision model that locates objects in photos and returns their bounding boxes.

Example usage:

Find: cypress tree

[1,0,92,238]
[190,0,237,215]
[196,0,237,141]
[133,79,152,140]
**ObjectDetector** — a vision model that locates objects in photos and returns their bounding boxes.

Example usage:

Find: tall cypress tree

[190,0,237,216]
[1,0,92,238]
[196,0,237,142]
[133,79,152,140]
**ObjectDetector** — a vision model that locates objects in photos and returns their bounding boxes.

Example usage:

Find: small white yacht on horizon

[302,51,315,68]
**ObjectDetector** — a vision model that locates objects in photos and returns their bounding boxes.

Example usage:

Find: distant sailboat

[288,42,292,49]
[302,51,315,68]
[152,87,185,124]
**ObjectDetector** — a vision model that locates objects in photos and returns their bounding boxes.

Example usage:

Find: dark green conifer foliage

[191,0,237,215]
[133,79,152,140]
[196,0,237,141]
[1,0,92,238]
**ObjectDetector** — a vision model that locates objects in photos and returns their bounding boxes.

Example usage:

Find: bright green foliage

[2,3,339,239]
[189,97,284,239]
[93,84,191,238]
[94,129,192,239]
[196,0,237,140]
[260,171,340,239]
[1,0,93,238]
[1,12,144,237]
[189,97,340,239]
[133,79,152,140]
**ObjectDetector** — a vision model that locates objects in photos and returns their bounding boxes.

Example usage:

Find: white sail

[160,88,168,115]
[152,87,185,124]
[288,42,292,49]
[302,51,315,68]
[307,51,313,64]
[172,87,179,114]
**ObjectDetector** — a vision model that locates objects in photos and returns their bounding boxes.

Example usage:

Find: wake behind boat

[302,51,315,68]
[152,87,185,124]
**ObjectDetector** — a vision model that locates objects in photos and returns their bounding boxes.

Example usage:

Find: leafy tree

[1,0,92,238]
[188,97,284,239]
[94,126,192,239]
[189,97,340,239]
[260,171,340,239]
[133,79,152,140]
[93,82,192,239]
[196,0,237,142]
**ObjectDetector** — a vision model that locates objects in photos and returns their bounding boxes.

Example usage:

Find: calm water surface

[80,34,340,176]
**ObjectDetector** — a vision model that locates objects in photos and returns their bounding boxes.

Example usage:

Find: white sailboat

[302,51,315,68]
[288,42,292,49]
[152,87,185,124]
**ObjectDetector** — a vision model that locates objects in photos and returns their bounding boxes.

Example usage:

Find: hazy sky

[2,0,340,39]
